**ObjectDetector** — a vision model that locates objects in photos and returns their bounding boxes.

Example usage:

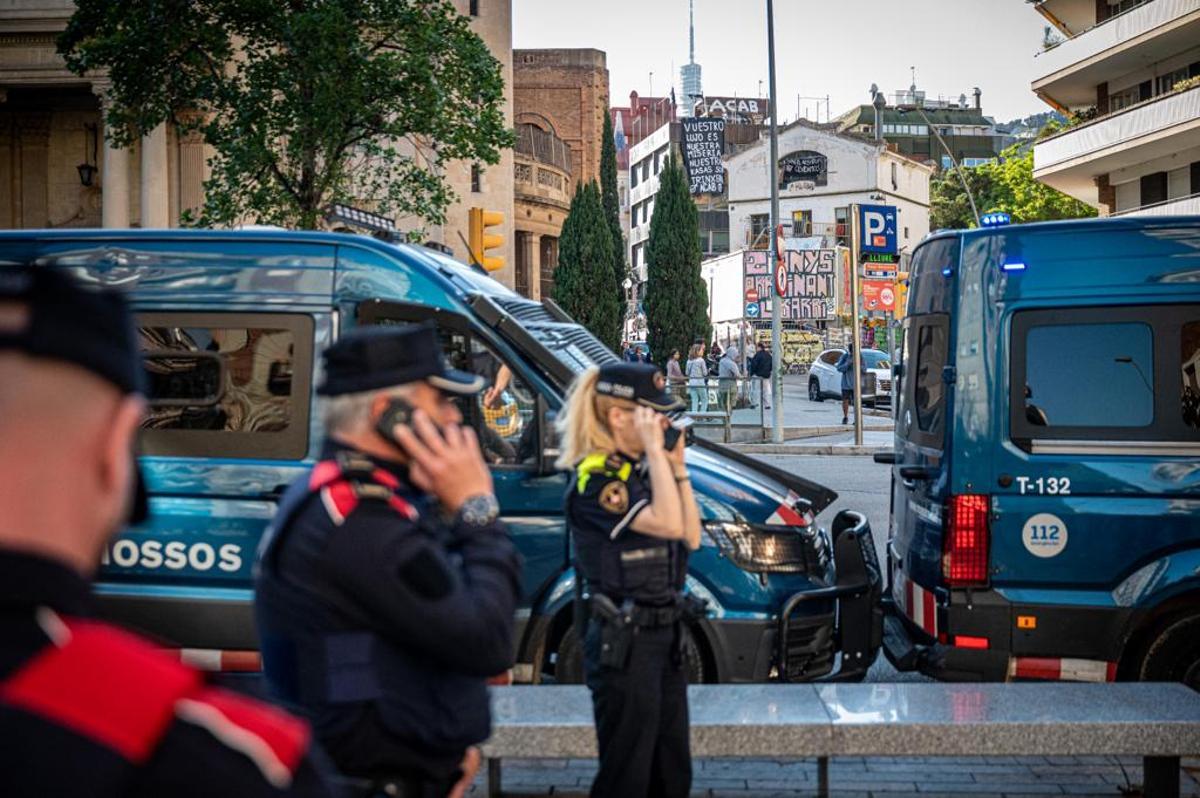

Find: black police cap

[595,362,685,412]
[0,266,149,524]
[318,323,485,397]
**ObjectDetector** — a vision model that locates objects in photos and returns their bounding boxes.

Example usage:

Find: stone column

[176,115,206,222]
[140,123,170,227]
[528,233,542,301]
[97,93,131,228]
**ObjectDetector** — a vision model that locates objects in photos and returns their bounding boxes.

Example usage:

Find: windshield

[398,244,519,298]
[863,349,891,370]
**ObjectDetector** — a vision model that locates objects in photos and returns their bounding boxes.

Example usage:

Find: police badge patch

[599,481,629,514]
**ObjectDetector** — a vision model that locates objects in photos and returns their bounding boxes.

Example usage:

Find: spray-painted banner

[743,249,838,321]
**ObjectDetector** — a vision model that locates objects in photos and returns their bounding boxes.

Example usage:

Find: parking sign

[859,205,898,255]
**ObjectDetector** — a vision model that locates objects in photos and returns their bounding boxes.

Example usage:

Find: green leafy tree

[931,132,1095,230]
[644,156,709,368]
[58,0,513,230]
[554,181,622,352]
[599,113,627,312]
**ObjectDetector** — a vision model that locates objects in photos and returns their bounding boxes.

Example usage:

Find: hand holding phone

[391,409,494,514]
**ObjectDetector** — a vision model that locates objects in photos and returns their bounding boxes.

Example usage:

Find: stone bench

[485,682,1200,798]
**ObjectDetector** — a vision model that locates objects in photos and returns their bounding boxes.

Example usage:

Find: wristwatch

[456,493,501,528]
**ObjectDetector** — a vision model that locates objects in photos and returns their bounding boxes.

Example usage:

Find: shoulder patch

[175,686,309,789]
[599,480,630,514]
[0,614,202,763]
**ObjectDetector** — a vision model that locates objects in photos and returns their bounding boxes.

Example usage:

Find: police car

[2,229,882,684]
[878,214,1200,687]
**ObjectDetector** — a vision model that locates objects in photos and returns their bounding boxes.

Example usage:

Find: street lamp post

[766,0,783,443]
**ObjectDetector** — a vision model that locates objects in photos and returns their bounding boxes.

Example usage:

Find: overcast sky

[513,0,1053,124]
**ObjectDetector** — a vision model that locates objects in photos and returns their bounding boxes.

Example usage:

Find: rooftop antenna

[910,66,917,93]
[689,0,695,63]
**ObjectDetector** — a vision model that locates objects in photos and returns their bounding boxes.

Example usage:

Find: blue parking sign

[859,205,897,255]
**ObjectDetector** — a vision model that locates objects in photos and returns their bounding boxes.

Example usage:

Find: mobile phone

[375,397,415,448]
[663,414,695,450]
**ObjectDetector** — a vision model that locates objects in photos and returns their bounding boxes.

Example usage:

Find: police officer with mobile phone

[556,362,704,798]
[255,324,522,798]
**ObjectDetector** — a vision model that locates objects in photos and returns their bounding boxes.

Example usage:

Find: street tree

[58,0,513,231]
[599,113,627,313]
[554,181,622,353]
[643,155,709,368]
[931,129,1094,229]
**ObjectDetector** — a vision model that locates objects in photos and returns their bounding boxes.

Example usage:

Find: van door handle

[899,466,935,481]
[873,452,896,465]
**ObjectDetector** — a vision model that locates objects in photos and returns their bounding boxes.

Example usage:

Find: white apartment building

[725,121,933,261]
[1030,0,1200,215]
[626,122,673,279]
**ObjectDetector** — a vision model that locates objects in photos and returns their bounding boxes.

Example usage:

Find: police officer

[557,362,702,798]
[254,324,522,798]
[0,267,334,798]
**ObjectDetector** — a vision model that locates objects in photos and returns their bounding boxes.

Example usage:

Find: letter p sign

[859,204,897,255]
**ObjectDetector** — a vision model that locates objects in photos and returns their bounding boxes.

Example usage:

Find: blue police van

[1,229,881,684]
[880,216,1200,687]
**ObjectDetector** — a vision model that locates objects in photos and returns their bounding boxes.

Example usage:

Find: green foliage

[643,156,709,368]
[554,182,623,353]
[599,112,627,311]
[59,0,513,230]
[930,138,1096,230]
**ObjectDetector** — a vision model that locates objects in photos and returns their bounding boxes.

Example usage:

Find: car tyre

[1133,612,1200,690]
[808,378,823,402]
[554,623,707,684]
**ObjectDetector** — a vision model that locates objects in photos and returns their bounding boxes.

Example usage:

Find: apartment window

[631,164,640,188]
[469,0,479,16]
[750,213,771,248]
[791,210,812,236]
[653,150,662,174]
[1156,67,1190,97]
[471,164,482,193]
[1099,0,1149,22]
[631,243,641,271]
[642,161,650,181]
[1141,172,1168,206]
[834,207,849,247]
[1192,161,1200,195]
[891,162,898,190]
[711,230,730,253]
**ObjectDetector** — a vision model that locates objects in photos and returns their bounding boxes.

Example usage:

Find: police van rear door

[889,236,957,638]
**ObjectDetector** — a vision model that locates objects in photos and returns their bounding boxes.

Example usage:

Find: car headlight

[703,521,829,574]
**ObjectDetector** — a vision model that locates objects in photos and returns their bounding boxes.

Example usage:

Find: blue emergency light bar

[1002,261,1027,272]
[980,212,1011,228]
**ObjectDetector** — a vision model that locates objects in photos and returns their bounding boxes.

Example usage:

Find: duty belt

[590,594,681,628]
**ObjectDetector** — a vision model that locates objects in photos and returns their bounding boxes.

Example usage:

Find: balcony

[1112,192,1200,215]
[1033,0,1200,107]
[514,124,573,213]
[1033,84,1200,203]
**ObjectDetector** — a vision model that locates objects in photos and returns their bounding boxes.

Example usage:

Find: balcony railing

[746,222,847,249]
[1035,0,1200,81]
[1034,83,1200,173]
[515,125,573,174]
[1112,192,1200,216]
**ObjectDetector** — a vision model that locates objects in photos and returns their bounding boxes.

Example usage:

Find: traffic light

[468,207,505,272]
[894,271,910,319]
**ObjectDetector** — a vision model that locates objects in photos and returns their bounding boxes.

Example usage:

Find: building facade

[1029,0,1200,215]
[833,87,1006,170]
[725,121,933,263]
[0,0,516,286]
[510,47,610,299]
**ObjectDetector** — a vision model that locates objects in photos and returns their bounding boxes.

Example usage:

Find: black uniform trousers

[583,619,691,798]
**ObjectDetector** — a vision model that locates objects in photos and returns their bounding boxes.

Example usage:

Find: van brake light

[943,494,989,587]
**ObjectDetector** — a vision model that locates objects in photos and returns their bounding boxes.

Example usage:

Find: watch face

[462,494,499,525]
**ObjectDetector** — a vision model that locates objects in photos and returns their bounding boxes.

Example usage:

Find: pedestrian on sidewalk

[666,349,686,400]
[556,363,702,798]
[685,344,708,413]
[718,347,740,413]
[748,341,772,410]
[836,344,862,425]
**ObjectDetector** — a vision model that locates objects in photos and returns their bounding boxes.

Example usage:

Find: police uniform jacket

[567,451,688,607]
[0,550,331,798]
[255,440,522,774]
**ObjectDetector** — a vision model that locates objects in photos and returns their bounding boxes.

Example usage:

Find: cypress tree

[644,155,710,368]
[599,113,627,315]
[554,181,623,353]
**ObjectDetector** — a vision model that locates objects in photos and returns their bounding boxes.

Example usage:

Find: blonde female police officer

[557,362,702,798]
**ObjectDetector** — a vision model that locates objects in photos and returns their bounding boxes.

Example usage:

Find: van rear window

[1010,305,1200,450]
[137,312,313,460]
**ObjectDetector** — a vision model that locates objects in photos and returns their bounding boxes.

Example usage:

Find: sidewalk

[473,755,1200,797]
[734,429,893,456]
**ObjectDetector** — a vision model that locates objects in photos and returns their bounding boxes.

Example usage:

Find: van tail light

[943,494,990,586]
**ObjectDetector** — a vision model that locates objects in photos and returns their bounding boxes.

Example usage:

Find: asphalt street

[755,453,929,684]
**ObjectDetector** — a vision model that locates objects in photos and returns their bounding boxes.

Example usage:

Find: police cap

[0,266,149,523]
[318,323,486,396]
[595,362,685,412]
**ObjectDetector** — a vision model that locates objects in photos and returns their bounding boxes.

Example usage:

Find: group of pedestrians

[672,339,773,415]
[0,269,702,798]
